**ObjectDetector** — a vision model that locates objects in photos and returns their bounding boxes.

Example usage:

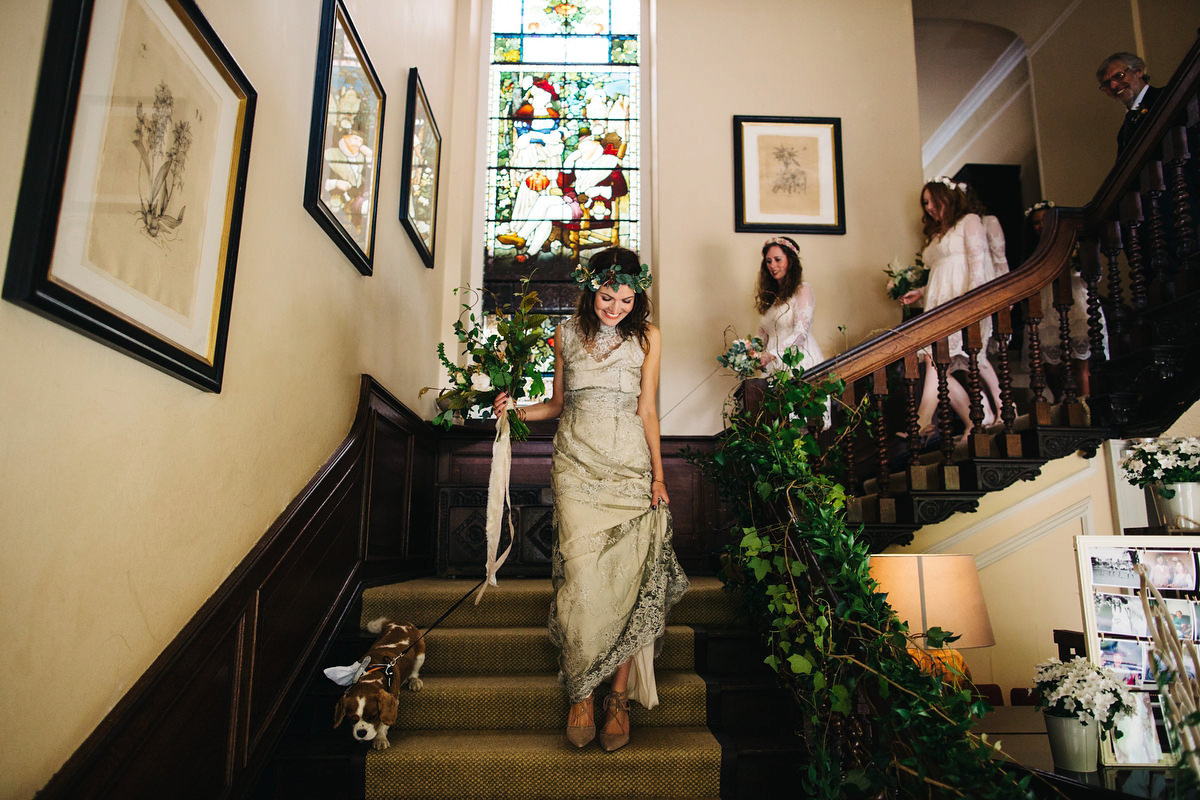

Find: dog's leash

[373,577,487,691]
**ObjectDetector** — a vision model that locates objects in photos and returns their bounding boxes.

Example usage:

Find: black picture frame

[399,67,442,269]
[303,0,385,276]
[3,0,257,392]
[733,114,846,235]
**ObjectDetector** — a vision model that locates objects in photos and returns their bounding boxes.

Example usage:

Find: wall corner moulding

[2,0,257,392]
[303,0,385,276]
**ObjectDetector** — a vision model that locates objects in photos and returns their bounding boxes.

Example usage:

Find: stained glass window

[484,0,640,313]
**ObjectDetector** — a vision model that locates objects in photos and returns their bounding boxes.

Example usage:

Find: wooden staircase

[251,577,802,800]
[805,32,1200,551]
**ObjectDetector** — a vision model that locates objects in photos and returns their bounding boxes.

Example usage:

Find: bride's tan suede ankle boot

[566,694,595,747]
[598,690,630,752]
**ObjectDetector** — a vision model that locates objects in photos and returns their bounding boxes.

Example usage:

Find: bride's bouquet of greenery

[718,336,765,380]
[1033,656,1135,736]
[883,253,928,301]
[420,275,551,442]
[1121,437,1200,498]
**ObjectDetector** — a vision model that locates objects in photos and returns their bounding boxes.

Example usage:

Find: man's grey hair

[1096,51,1147,82]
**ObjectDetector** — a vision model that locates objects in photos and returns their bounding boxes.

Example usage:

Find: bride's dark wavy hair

[575,246,652,352]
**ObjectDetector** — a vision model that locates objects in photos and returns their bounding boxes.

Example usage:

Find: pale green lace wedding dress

[549,317,689,709]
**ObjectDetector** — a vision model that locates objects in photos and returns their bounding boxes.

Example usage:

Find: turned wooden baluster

[1119,191,1149,311]
[1164,126,1197,262]
[1079,239,1108,366]
[903,352,921,459]
[1142,161,1173,296]
[872,368,889,495]
[963,322,986,434]
[1053,270,1079,405]
[842,383,859,495]
[994,307,1016,433]
[1026,290,1052,425]
[993,306,1021,457]
[932,338,955,461]
[1101,222,1128,343]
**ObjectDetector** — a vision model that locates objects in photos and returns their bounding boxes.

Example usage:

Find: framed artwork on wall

[399,67,442,269]
[1075,535,1193,769]
[733,115,846,235]
[303,0,385,276]
[2,0,257,392]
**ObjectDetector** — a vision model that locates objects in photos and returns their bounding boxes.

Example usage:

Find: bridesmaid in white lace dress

[900,179,1003,435]
[753,236,825,373]
[493,247,688,754]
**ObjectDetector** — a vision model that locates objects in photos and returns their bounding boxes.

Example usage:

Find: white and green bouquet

[1033,656,1135,736]
[1121,437,1200,499]
[718,337,765,380]
[421,275,551,441]
[884,253,928,301]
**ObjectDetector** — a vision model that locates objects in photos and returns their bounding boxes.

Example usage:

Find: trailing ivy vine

[691,350,1032,799]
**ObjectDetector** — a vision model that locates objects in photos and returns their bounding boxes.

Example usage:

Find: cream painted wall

[652,0,925,434]
[0,0,468,796]
[897,454,1119,695]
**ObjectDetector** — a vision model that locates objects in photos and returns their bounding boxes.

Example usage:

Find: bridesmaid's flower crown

[571,260,653,293]
[934,175,968,193]
[1024,199,1056,218]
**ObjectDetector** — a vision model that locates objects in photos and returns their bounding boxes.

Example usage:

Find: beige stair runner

[359,576,741,799]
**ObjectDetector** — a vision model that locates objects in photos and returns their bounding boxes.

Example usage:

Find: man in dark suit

[1096,51,1161,152]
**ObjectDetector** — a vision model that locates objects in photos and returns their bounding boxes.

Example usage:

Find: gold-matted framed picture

[733,115,845,235]
[3,0,257,392]
[303,0,385,276]
[399,67,442,270]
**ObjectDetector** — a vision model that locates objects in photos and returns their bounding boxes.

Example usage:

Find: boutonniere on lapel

[1138,107,1149,116]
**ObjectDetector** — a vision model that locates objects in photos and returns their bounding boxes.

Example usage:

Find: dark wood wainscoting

[36,376,436,800]
[435,422,726,576]
[35,381,724,799]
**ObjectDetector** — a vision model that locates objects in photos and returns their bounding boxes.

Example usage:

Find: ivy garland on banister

[690,349,1035,799]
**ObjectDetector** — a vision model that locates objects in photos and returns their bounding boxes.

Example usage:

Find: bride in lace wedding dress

[493,246,688,753]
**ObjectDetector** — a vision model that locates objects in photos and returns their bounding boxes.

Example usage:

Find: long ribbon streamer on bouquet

[475,406,516,604]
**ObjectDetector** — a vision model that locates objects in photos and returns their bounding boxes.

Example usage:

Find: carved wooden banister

[805,209,1082,386]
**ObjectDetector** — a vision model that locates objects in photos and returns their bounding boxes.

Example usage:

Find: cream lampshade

[869,553,995,650]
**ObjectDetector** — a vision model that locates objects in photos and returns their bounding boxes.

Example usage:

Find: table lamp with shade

[869,553,995,684]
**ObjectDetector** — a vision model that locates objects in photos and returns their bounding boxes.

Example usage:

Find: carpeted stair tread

[419,624,695,674]
[361,576,744,629]
[365,727,722,800]
[393,672,708,730]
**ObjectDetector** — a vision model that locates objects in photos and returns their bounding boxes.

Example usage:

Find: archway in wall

[915,18,1041,263]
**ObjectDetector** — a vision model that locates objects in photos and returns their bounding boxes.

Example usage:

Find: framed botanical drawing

[303,0,385,276]
[2,0,256,392]
[399,67,441,269]
[733,115,846,235]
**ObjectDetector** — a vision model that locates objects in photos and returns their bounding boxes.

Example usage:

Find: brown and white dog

[332,617,425,750]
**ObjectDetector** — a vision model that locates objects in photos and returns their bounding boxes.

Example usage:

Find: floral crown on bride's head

[571,260,653,293]
[1024,199,1056,218]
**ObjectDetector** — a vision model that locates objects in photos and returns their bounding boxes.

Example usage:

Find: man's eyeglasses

[1099,68,1138,91]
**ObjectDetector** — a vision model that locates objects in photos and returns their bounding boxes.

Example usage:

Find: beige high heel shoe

[598,690,630,752]
[566,694,595,747]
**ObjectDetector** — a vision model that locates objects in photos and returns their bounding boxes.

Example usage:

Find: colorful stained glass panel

[484,0,640,313]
